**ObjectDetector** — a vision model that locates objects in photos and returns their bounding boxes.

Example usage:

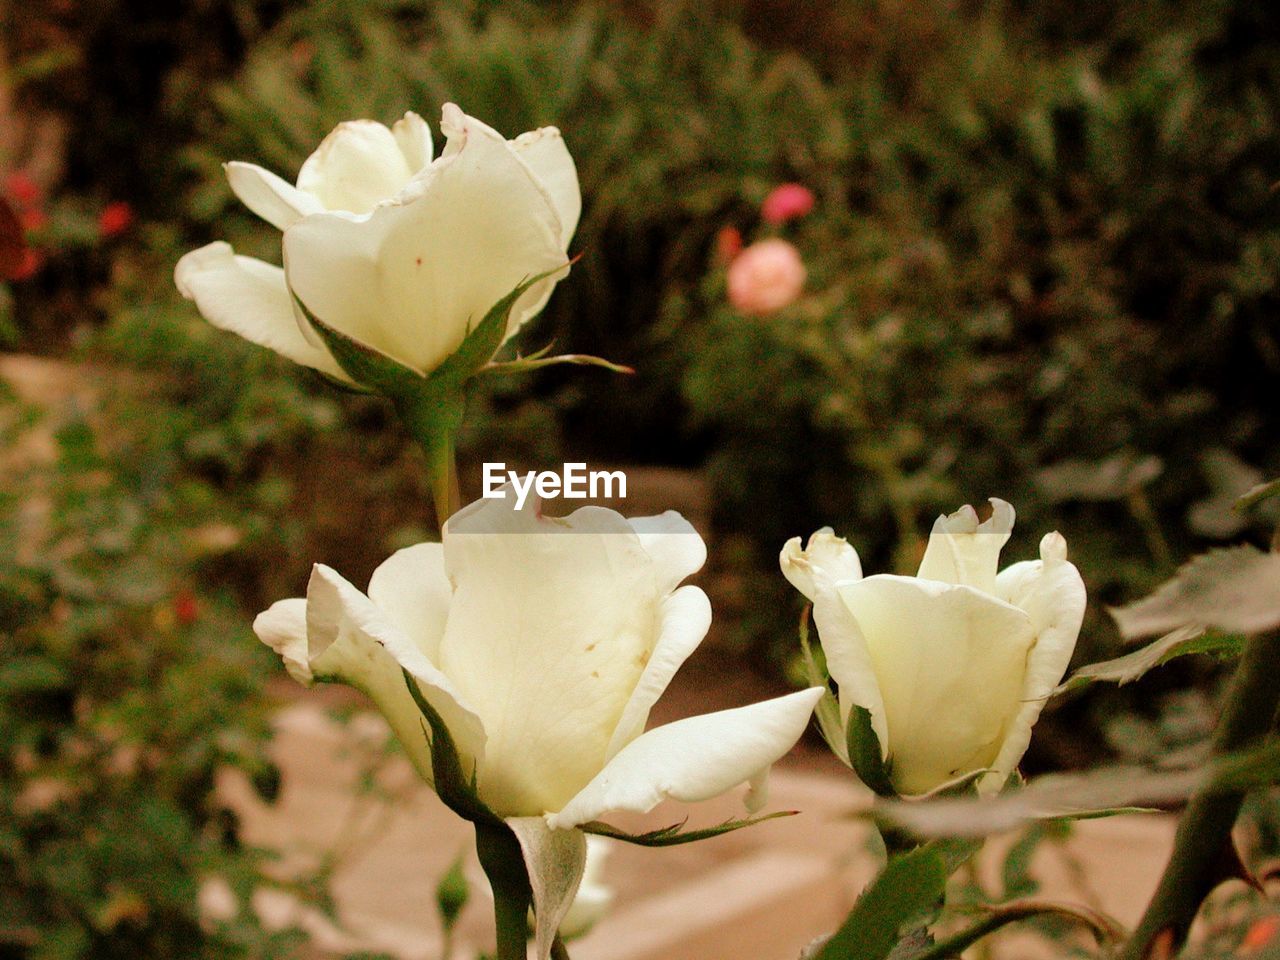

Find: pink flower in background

[98,201,134,238]
[715,225,743,262]
[727,238,806,315]
[760,183,814,225]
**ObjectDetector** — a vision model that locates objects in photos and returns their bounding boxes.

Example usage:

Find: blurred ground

[223,697,1181,960]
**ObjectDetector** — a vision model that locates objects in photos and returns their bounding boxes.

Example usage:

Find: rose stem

[1117,628,1280,960]
[475,823,534,960]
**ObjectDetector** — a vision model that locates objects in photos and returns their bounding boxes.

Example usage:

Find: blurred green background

[2,0,1278,956]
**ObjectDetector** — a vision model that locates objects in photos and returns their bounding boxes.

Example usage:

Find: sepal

[402,667,501,826]
[296,263,569,400]
[578,810,797,847]
[848,704,897,798]
[798,606,847,763]
[481,345,634,377]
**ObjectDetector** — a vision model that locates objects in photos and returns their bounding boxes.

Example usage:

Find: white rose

[255,489,821,956]
[175,104,580,383]
[781,500,1085,796]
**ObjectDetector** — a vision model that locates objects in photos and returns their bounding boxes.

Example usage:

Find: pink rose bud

[760,183,815,225]
[727,238,806,316]
[715,225,743,262]
[98,201,134,238]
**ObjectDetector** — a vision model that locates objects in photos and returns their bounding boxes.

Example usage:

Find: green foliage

[0,244,349,958]
[0,400,300,956]
[811,838,980,960]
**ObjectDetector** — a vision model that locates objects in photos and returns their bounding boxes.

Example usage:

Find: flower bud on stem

[1118,629,1280,960]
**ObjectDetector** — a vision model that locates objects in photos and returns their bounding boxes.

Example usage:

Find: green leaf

[0,655,69,694]
[848,705,897,798]
[578,810,797,847]
[811,843,951,960]
[1110,546,1280,638]
[1057,625,1244,693]
[402,668,500,826]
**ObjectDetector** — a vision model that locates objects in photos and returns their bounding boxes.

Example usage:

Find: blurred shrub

[680,0,1280,676]
[180,2,1280,668]
[0,233,356,957]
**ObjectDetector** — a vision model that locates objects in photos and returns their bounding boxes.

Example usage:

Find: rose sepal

[480,345,634,377]
[847,704,897,799]
[296,265,567,521]
[402,667,502,826]
[403,669,586,960]
[295,264,569,403]
[577,809,797,847]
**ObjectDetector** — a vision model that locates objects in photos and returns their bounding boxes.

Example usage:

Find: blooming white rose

[255,488,821,957]
[175,104,580,383]
[781,500,1085,796]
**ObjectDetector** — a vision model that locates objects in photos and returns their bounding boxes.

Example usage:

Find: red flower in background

[715,225,743,262]
[2,170,48,281]
[98,201,134,238]
[20,207,48,233]
[10,248,45,281]
[0,196,30,281]
[727,238,806,316]
[4,171,42,209]
[761,183,815,225]
[174,589,200,626]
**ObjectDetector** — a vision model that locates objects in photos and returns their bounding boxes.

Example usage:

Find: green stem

[393,391,464,532]
[878,823,920,860]
[425,425,461,529]
[475,823,533,960]
[1118,629,1280,960]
